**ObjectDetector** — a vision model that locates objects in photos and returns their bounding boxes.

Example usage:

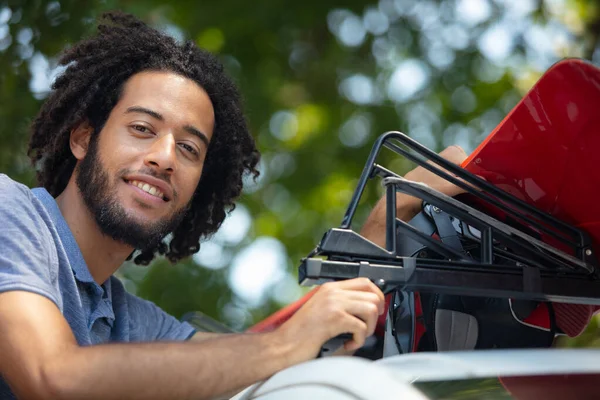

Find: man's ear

[70,121,94,160]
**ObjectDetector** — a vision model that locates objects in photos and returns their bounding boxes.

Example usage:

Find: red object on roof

[462,58,600,336]
[462,58,600,257]
[247,288,319,333]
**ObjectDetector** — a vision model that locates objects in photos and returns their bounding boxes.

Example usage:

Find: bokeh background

[1,0,599,354]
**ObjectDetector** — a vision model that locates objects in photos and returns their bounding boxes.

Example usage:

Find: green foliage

[1,0,599,356]
[556,314,600,348]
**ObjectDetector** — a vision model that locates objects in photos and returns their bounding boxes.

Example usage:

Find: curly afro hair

[27,11,260,265]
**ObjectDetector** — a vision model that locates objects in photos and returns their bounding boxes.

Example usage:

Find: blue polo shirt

[0,174,196,397]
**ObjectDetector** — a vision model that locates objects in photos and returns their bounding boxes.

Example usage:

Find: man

[0,12,467,399]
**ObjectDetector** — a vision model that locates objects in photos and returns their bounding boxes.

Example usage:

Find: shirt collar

[31,187,99,286]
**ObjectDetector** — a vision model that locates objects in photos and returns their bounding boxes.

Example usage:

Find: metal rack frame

[299,132,600,305]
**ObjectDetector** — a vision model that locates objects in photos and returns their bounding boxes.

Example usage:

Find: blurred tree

[1,0,599,347]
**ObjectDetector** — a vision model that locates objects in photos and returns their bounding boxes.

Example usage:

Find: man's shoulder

[0,174,51,231]
[0,174,36,205]
[0,175,62,312]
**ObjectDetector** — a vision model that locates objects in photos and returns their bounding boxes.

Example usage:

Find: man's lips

[125,179,167,201]
[122,175,173,202]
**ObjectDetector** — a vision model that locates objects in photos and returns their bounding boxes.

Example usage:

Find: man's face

[76,71,215,249]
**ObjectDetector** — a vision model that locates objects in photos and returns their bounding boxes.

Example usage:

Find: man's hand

[361,145,469,247]
[275,278,385,362]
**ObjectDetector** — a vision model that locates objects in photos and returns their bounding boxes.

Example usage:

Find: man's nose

[144,134,176,173]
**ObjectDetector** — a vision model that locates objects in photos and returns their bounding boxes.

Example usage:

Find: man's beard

[75,138,189,251]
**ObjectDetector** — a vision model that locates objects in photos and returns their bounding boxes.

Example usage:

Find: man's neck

[56,178,133,285]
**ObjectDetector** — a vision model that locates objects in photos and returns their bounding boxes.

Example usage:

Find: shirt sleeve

[124,291,196,342]
[0,175,59,306]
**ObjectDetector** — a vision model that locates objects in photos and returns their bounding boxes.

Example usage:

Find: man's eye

[179,143,198,156]
[132,125,151,134]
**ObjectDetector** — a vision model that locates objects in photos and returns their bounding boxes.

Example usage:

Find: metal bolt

[586,249,593,256]
[375,278,386,289]
[432,206,441,213]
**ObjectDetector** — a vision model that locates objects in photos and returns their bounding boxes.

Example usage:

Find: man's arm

[361,145,468,246]
[0,290,290,399]
[190,331,227,342]
[0,277,383,400]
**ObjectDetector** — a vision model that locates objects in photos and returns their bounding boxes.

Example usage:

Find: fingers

[403,145,470,197]
[316,279,384,349]
[439,145,468,165]
[325,278,385,308]
[341,316,369,351]
[318,279,384,322]
[345,290,386,315]
[344,298,381,337]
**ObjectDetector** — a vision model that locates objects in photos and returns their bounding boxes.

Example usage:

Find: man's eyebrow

[183,125,210,148]
[126,106,210,147]
[125,106,163,121]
